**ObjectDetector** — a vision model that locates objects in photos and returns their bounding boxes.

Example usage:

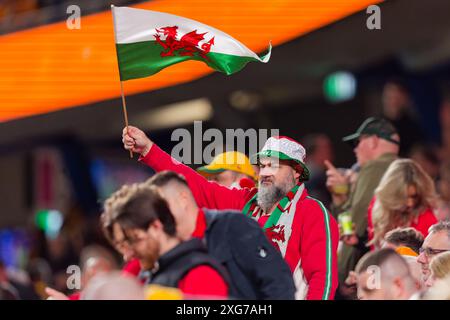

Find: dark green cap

[342,117,400,145]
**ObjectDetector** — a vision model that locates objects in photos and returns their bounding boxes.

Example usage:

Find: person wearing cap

[196,151,257,189]
[122,126,339,300]
[325,117,400,298]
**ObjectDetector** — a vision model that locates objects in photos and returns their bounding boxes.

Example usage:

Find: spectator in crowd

[355,248,418,300]
[382,228,425,288]
[368,159,438,249]
[417,221,450,283]
[146,170,296,300]
[304,133,334,208]
[122,127,339,300]
[45,245,118,300]
[196,151,257,188]
[382,78,424,156]
[409,145,441,182]
[326,117,400,297]
[102,183,230,298]
[425,251,450,288]
[383,227,424,255]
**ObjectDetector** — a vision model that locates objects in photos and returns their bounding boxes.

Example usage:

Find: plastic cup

[339,213,353,236]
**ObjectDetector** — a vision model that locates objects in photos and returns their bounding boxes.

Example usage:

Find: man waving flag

[111,6,272,81]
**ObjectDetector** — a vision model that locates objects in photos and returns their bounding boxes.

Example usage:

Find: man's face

[257,158,298,211]
[112,223,134,262]
[354,135,375,166]
[112,222,160,270]
[211,170,238,187]
[258,158,298,188]
[417,231,450,282]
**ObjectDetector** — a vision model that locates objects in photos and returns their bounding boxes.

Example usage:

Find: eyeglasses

[419,247,450,257]
[114,234,147,250]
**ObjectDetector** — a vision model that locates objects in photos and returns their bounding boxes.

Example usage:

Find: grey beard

[257,185,285,212]
[257,179,295,213]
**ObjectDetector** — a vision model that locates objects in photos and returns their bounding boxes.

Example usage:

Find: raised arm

[122,126,254,210]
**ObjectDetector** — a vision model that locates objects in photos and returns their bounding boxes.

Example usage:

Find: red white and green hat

[252,136,310,181]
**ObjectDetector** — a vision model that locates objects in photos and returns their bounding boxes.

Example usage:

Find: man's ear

[371,136,379,149]
[147,220,163,238]
[392,277,404,299]
[293,167,301,181]
[177,189,191,209]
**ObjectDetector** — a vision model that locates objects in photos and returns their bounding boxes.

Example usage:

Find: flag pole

[112,4,133,159]
[120,81,133,159]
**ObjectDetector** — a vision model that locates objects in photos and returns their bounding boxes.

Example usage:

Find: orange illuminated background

[0,0,382,122]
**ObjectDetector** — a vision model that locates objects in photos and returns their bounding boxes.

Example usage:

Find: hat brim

[196,166,225,177]
[342,132,360,143]
[252,150,310,181]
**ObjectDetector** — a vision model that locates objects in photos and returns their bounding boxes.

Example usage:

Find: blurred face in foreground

[357,270,413,300]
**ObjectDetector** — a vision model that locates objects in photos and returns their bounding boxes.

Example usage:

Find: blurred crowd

[1,79,450,301]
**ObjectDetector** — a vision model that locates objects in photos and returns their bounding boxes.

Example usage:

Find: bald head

[81,272,144,300]
[147,171,195,200]
[355,248,417,300]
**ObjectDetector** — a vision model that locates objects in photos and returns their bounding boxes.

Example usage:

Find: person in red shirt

[101,183,229,298]
[368,159,438,249]
[122,126,339,300]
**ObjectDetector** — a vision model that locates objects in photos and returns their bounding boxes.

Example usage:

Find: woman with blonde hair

[368,159,438,249]
[425,251,450,288]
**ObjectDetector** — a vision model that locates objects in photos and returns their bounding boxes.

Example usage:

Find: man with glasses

[417,220,450,282]
[101,183,230,298]
[325,117,400,298]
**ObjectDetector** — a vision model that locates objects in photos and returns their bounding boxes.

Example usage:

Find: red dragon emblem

[265,225,286,252]
[153,26,215,60]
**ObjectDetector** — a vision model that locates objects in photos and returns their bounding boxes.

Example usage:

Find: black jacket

[149,238,231,290]
[203,209,296,300]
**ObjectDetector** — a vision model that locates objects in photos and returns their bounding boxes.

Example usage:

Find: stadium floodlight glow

[323,71,357,103]
[137,98,213,130]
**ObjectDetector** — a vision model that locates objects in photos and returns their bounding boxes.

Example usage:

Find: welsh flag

[111,6,271,81]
